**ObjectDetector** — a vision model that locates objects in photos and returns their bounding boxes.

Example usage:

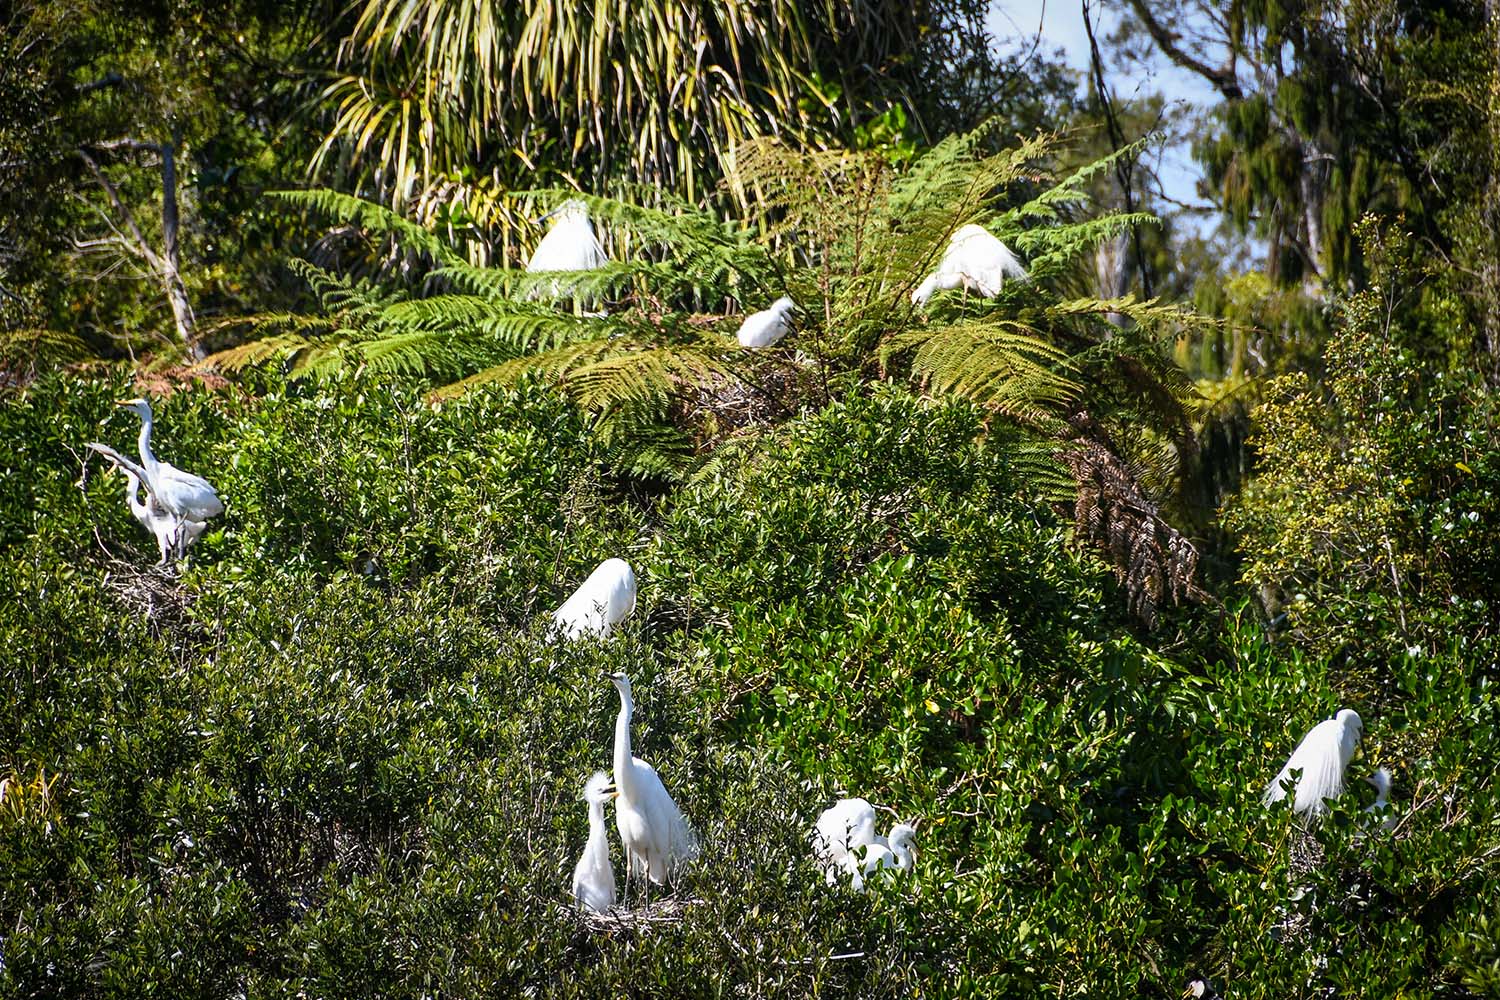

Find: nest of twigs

[687,363,799,443]
[573,896,700,934]
[99,557,198,634]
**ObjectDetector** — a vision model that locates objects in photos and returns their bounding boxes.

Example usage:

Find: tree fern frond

[275,189,463,266]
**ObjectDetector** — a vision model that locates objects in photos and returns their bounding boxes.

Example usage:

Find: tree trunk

[158,128,200,359]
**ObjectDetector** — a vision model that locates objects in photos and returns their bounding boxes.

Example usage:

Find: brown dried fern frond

[1060,413,1210,628]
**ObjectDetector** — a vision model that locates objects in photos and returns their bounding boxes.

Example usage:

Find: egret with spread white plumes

[736,296,797,348]
[571,771,618,914]
[1264,708,1364,817]
[526,199,608,298]
[812,797,877,880]
[607,671,697,886]
[837,823,917,892]
[114,397,224,525]
[911,224,1028,306]
[552,558,636,640]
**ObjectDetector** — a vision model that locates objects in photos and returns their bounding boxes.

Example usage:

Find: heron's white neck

[123,473,148,519]
[612,686,635,792]
[135,409,158,473]
[888,831,915,871]
[587,798,610,842]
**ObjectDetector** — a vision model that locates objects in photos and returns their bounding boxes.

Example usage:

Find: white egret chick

[571,771,618,914]
[114,398,224,524]
[812,797,877,880]
[736,296,797,348]
[1264,709,1364,817]
[607,672,697,885]
[552,558,637,640]
[912,224,1028,306]
[838,823,916,892]
[1365,767,1397,832]
[526,199,608,298]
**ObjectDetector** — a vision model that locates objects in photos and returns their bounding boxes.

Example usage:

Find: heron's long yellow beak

[114,397,145,406]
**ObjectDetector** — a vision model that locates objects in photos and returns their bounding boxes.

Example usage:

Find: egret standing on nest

[526,199,608,299]
[736,296,797,348]
[113,397,224,526]
[571,771,619,914]
[1264,709,1364,817]
[607,672,697,888]
[911,224,1028,306]
[85,442,208,564]
[552,558,637,640]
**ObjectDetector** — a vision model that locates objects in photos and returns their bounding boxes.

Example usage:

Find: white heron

[85,442,206,564]
[1364,767,1397,832]
[526,199,608,298]
[736,296,797,348]
[812,797,877,877]
[836,823,917,892]
[607,671,697,886]
[1264,708,1364,817]
[552,558,637,640]
[114,397,224,524]
[571,771,618,914]
[911,224,1028,307]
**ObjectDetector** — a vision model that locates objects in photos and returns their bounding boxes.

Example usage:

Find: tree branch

[76,148,161,271]
[1122,0,1244,100]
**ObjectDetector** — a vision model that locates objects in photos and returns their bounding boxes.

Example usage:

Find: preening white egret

[911,224,1028,306]
[552,558,637,640]
[1264,708,1363,817]
[837,823,916,892]
[812,797,877,879]
[736,296,797,348]
[1365,767,1397,832]
[608,672,697,885]
[571,771,618,914]
[526,199,608,297]
[85,442,205,564]
[114,398,224,524]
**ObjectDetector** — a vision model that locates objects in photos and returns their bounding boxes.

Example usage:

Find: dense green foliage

[2,372,1497,997]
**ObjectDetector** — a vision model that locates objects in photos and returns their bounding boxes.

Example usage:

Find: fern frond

[275,189,463,266]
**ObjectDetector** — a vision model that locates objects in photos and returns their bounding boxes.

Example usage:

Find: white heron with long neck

[606,672,697,886]
[571,771,618,913]
[552,559,637,640]
[911,224,1028,306]
[85,442,206,564]
[1264,708,1364,817]
[114,397,223,524]
[736,296,797,348]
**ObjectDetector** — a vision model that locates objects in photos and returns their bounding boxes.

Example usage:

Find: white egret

[812,797,877,879]
[837,823,916,892]
[736,296,797,348]
[911,224,1028,306]
[114,398,224,524]
[607,672,697,886]
[526,199,608,298]
[86,442,205,564]
[571,771,618,914]
[1264,709,1364,817]
[1182,978,1220,999]
[1364,767,1397,832]
[552,558,637,640]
